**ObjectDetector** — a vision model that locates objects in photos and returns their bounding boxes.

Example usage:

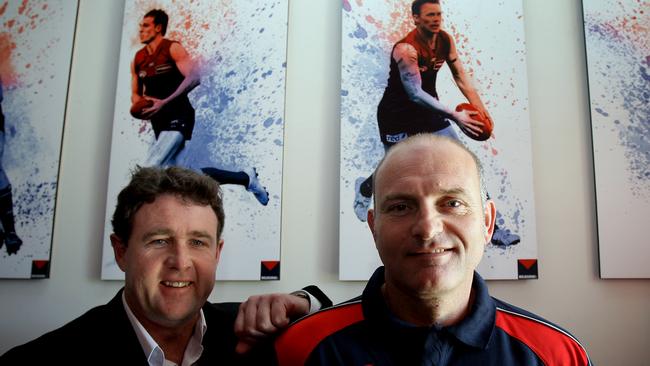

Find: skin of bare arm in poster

[352,0,519,247]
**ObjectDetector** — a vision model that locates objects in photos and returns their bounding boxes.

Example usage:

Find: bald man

[277,134,591,365]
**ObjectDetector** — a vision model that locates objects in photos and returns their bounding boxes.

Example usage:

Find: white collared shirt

[122,293,207,366]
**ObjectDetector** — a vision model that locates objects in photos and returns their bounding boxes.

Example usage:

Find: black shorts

[151,108,195,140]
[376,109,450,147]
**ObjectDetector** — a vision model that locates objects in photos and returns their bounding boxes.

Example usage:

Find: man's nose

[411,204,443,243]
[166,243,192,270]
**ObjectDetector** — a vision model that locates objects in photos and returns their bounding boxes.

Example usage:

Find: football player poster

[0,1,78,278]
[582,0,650,278]
[101,1,288,280]
[339,0,539,280]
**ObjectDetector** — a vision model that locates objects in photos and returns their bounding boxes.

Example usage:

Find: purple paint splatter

[586,3,650,196]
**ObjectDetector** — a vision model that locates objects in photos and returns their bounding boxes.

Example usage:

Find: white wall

[0,1,648,364]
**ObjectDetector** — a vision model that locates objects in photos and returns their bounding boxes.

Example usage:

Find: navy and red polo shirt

[275,267,592,365]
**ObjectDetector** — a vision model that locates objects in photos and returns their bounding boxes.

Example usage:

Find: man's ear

[110,234,128,272]
[483,200,497,246]
[367,208,378,242]
[215,238,224,265]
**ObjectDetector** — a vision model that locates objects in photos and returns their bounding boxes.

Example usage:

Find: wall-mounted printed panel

[582,0,650,278]
[0,0,78,279]
[340,0,538,280]
[101,1,288,280]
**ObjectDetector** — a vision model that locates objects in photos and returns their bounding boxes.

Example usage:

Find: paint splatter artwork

[0,1,77,278]
[339,0,538,280]
[583,0,650,278]
[101,1,288,280]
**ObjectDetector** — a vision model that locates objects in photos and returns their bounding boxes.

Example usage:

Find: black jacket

[0,289,247,365]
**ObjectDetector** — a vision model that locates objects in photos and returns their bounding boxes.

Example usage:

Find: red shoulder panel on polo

[275,302,364,366]
[496,308,590,365]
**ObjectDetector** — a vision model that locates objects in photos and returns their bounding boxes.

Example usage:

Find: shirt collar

[445,271,496,349]
[363,267,495,350]
[122,291,208,366]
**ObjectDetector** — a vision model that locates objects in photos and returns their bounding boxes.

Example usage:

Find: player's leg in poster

[200,166,268,206]
[0,130,22,255]
[143,130,186,167]
[353,132,407,223]
[142,130,269,206]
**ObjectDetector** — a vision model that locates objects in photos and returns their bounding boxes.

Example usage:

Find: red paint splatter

[0,0,61,83]
[138,120,148,135]
[343,0,351,12]
[130,0,235,57]
[17,0,27,15]
[0,32,17,86]
[357,1,413,44]
[491,148,498,156]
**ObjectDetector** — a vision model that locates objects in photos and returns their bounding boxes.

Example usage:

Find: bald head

[366,134,497,317]
[372,134,487,209]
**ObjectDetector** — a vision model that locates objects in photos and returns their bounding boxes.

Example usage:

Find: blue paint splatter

[15,182,57,226]
[586,11,650,197]
[353,23,368,39]
[641,66,650,82]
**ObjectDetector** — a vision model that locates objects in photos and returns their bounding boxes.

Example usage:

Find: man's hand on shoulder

[234,293,310,355]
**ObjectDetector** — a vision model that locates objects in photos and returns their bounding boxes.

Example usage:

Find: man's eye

[385,203,411,214]
[442,199,470,214]
[150,239,168,246]
[389,203,406,211]
[190,239,207,247]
